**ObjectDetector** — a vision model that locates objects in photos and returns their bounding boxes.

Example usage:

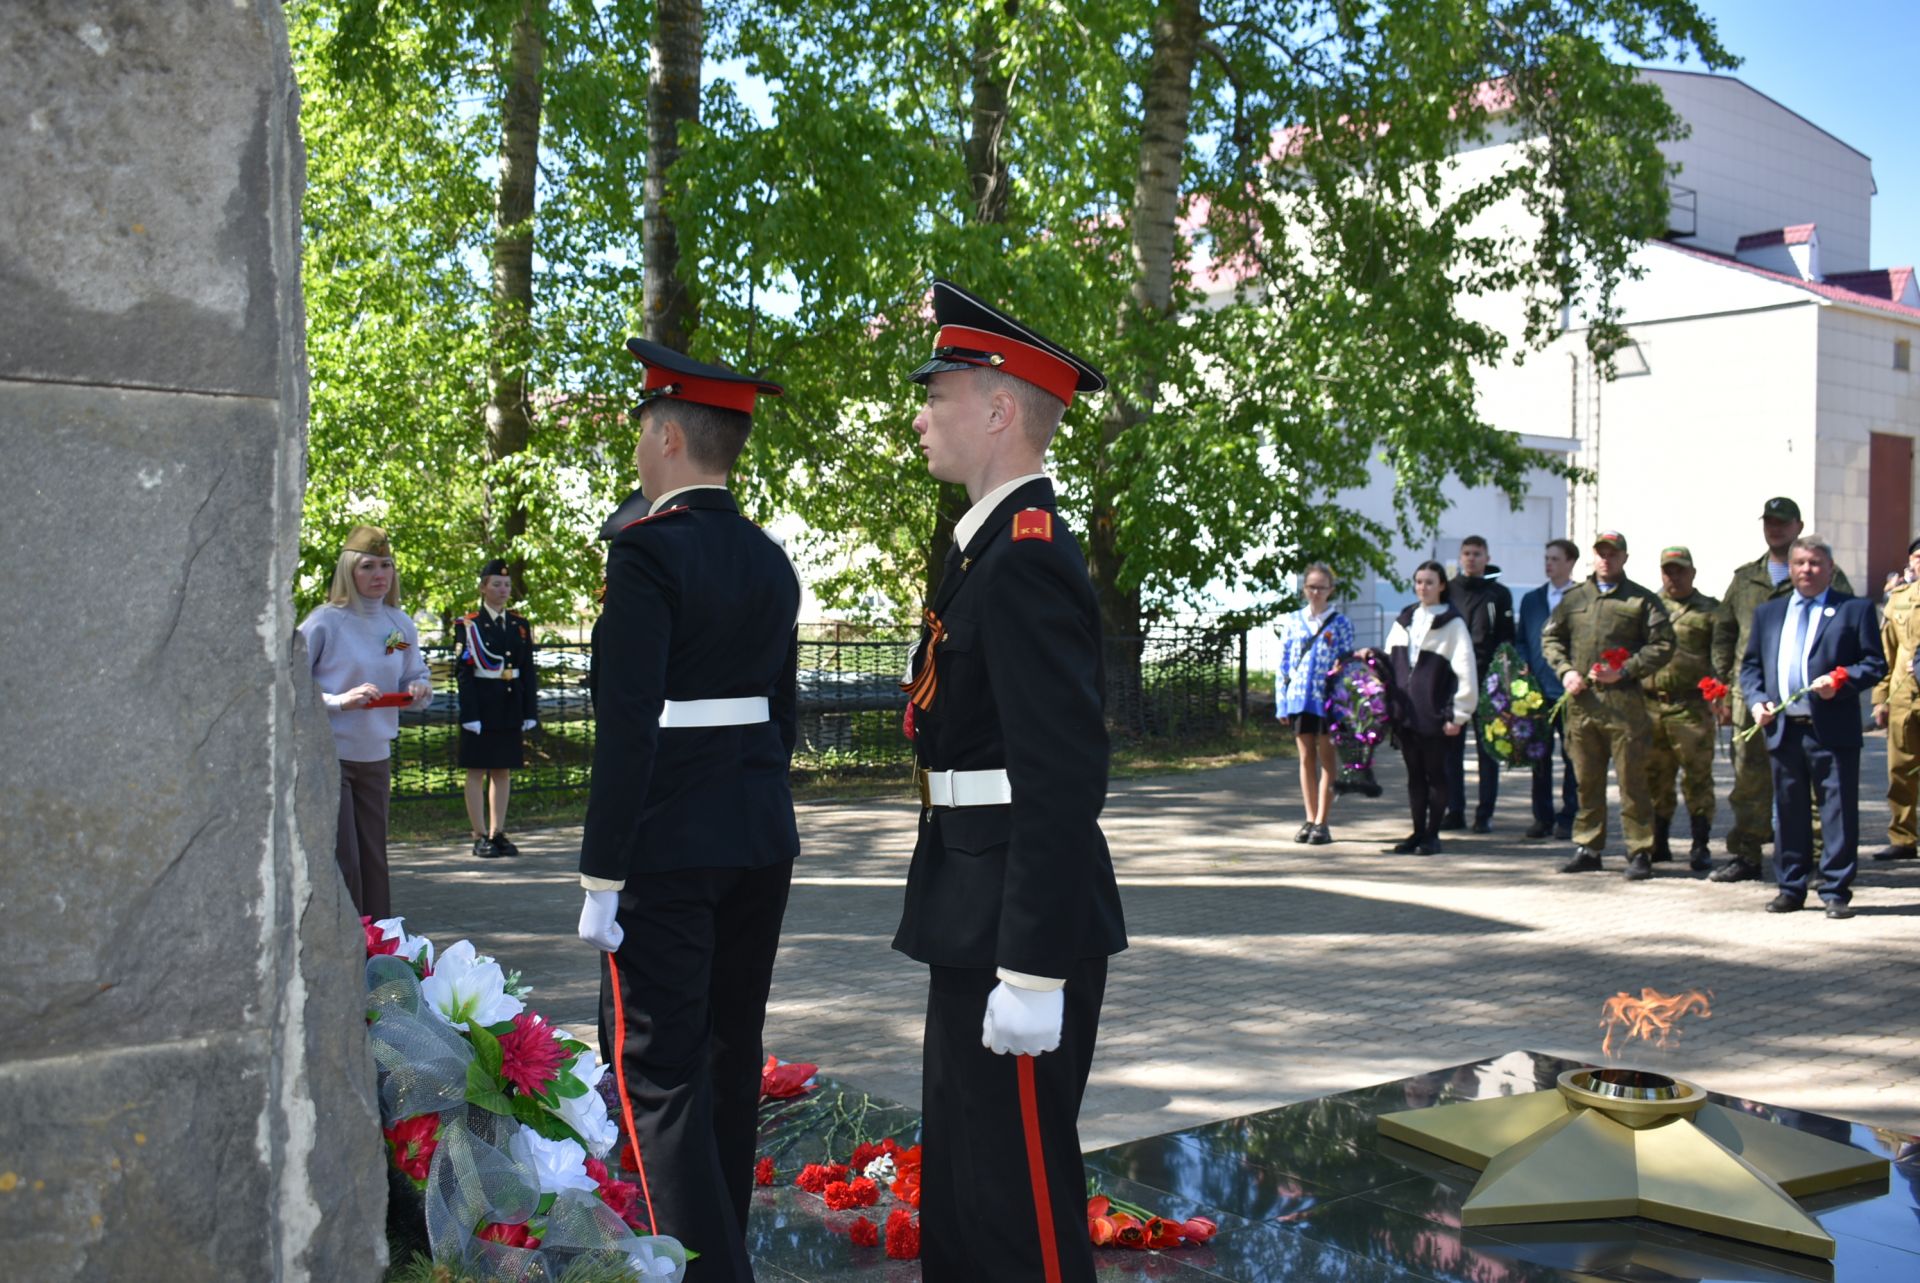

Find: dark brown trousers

[336,757,392,919]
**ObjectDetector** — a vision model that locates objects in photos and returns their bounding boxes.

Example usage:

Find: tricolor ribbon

[461,616,508,677]
[900,608,947,711]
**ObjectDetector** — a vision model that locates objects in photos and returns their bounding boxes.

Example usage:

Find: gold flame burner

[1377,1067,1888,1259]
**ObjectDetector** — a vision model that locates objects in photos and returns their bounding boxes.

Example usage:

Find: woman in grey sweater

[298,525,431,918]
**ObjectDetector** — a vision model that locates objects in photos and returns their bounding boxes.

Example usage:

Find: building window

[1898,339,1912,372]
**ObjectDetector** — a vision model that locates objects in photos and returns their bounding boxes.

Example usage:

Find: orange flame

[1599,987,1712,1058]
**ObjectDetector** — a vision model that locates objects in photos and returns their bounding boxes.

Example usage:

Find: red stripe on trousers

[1016,1054,1064,1283]
[605,950,660,1236]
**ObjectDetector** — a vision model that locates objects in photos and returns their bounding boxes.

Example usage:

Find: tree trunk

[485,1,544,579]
[1093,0,1201,729]
[644,0,703,351]
[925,1,1018,602]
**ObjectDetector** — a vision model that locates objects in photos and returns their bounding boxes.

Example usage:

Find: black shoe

[1308,824,1333,846]
[1294,822,1315,843]
[1553,824,1573,842]
[1415,838,1442,856]
[490,832,520,858]
[1870,844,1917,862]
[1524,822,1551,839]
[1437,814,1467,832]
[1710,859,1761,883]
[1624,852,1653,881]
[473,837,503,859]
[1387,835,1421,855]
[1689,848,1713,873]
[1470,818,1493,834]
[1765,893,1804,914]
[1559,847,1603,874]
[1824,902,1856,919]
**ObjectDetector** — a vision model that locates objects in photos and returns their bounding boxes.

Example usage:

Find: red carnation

[754,1156,776,1187]
[884,1208,920,1260]
[497,1013,566,1097]
[849,1216,880,1248]
[1697,676,1730,702]
[1831,665,1849,689]
[585,1157,609,1185]
[795,1163,846,1193]
[382,1114,439,1183]
[848,1141,885,1170]
[477,1221,541,1250]
[822,1177,879,1210]
[1601,647,1631,669]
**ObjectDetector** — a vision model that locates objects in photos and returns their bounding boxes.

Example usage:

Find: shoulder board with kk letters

[1012,509,1053,543]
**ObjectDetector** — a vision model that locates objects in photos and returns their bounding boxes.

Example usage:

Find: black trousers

[920,958,1107,1283]
[598,860,794,1282]
[1530,714,1578,830]
[1446,718,1500,823]
[1403,733,1451,840]
[1769,719,1860,905]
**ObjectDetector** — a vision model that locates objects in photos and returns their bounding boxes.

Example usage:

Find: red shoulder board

[1012,509,1053,543]
[620,505,693,532]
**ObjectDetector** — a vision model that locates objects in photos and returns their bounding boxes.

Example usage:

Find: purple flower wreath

[1324,651,1391,773]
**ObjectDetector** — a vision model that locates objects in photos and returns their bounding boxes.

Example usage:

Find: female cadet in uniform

[456,558,538,858]
[298,525,432,918]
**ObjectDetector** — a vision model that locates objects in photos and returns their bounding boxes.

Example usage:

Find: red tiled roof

[1735,224,1818,251]
[1654,239,1920,322]
[1822,267,1916,303]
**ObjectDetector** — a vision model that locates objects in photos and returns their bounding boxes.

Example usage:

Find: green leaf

[469,1025,504,1078]
[466,1061,513,1116]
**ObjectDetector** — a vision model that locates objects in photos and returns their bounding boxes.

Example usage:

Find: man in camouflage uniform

[1642,546,1720,873]
[1541,530,1675,881]
[1710,497,1855,882]
[1870,537,1920,862]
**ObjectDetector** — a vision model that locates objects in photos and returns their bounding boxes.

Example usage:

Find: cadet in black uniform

[455,559,539,858]
[576,341,800,1282]
[895,281,1128,1283]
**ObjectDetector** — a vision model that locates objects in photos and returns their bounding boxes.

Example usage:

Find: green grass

[389,720,1294,843]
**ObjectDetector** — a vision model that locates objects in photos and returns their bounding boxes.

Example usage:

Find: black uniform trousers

[920,957,1107,1283]
[597,859,794,1282]
[1768,718,1861,906]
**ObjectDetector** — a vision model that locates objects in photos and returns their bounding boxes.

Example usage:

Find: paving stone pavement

[390,733,1920,1153]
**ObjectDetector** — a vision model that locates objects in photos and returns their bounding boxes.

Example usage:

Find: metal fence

[388,626,1248,800]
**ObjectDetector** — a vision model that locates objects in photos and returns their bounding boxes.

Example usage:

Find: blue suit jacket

[1516,584,1564,701]
[1739,590,1887,750]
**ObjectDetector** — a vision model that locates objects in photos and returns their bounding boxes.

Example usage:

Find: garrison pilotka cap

[908,279,1107,407]
[1593,530,1627,552]
[1659,545,1694,568]
[343,525,392,557]
[625,338,784,416]
[1761,497,1802,521]
[478,558,509,580]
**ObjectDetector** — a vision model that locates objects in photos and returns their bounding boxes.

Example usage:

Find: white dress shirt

[955,472,1050,549]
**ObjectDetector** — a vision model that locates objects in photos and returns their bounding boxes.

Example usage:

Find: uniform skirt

[458,726,524,769]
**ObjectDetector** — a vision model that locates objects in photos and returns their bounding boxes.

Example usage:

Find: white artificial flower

[862,1154,896,1184]
[419,940,524,1031]
[512,1130,600,1195]
[372,916,435,969]
[551,1050,618,1157]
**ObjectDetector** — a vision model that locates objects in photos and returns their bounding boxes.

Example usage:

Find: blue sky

[1641,0,1918,266]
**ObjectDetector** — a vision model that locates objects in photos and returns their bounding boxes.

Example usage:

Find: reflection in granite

[748,1053,1918,1281]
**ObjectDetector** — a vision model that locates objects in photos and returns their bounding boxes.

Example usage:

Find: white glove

[521,719,537,731]
[982,981,1064,1056]
[462,721,482,734]
[578,890,624,952]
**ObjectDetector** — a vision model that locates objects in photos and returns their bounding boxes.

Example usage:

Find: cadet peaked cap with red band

[626,338,783,416]
[908,279,1106,407]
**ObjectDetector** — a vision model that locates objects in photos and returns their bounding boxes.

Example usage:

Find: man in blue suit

[1740,535,1887,918]
[1517,539,1580,840]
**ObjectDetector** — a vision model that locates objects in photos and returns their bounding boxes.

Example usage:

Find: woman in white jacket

[1382,561,1478,855]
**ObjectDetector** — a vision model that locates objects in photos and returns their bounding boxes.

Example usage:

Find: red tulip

[1181,1216,1219,1244]
[1089,1216,1116,1246]
[1086,1195,1111,1219]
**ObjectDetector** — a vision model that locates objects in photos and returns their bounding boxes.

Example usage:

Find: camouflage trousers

[1726,699,1775,860]
[1647,698,1718,825]
[1888,697,1920,847]
[1567,690,1655,854]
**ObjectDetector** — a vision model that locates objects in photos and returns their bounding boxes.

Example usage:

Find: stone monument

[0,3,386,1278]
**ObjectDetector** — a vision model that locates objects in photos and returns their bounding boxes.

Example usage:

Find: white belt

[917,767,1012,808]
[659,696,770,728]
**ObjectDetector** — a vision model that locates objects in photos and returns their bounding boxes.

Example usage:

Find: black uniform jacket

[892,478,1128,979]
[579,488,800,881]
[454,608,538,731]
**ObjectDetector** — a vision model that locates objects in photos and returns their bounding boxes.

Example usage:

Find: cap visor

[908,357,980,384]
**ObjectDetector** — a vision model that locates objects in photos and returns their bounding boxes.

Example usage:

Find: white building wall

[1814,307,1920,581]
[1643,69,1874,274]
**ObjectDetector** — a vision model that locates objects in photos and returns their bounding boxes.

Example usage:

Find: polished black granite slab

[749,1051,1920,1281]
